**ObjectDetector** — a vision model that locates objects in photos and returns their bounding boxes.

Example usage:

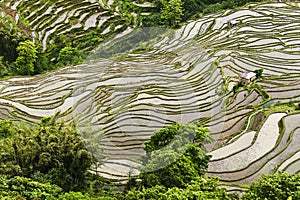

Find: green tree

[14,40,37,75]
[0,56,9,78]
[34,49,52,74]
[0,175,117,200]
[57,47,82,67]
[126,177,230,200]
[0,16,29,64]
[181,0,203,21]
[140,123,213,188]
[144,123,180,152]
[0,120,21,176]
[0,120,15,138]
[254,68,264,79]
[0,175,62,200]
[242,172,300,200]
[160,0,184,27]
[0,117,94,191]
[126,185,167,200]
[58,192,90,200]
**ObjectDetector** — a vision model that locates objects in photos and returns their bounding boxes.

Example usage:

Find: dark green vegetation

[0,15,32,77]
[14,40,37,75]
[0,118,121,199]
[142,0,265,27]
[126,178,231,200]
[140,123,212,188]
[0,15,82,77]
[242,172,300,200]
[124,123,232,199]
[0,4,82,77]
[0,175,118,200]
[0,117,93,191]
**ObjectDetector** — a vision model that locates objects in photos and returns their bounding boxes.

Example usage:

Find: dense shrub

[139,123,213,188]
[0,117,94,191]
[242,172,300,200]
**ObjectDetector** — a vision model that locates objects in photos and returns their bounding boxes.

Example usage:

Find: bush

[14,40,37,75]
[126,178,231,200]
[254,68,264,79]
[0,175,62,200]
[139,123,213,188]
[57,47,82,67]
[242,172,300,200]
[0,117,94,191]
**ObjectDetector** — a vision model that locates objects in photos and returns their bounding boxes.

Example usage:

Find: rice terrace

[1,0,300,199]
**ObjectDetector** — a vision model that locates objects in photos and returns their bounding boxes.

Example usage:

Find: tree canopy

[0,175,118,200]
[14,40,37,75]
[160,0,184,27]
[0,117,94,191]
[0,16,29,64]
[126,177,231,200]
[242,172,300,200]
[138,123,213,188]
[57,46,82,67]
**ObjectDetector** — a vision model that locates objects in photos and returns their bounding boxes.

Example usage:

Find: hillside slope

[1,1,300,190]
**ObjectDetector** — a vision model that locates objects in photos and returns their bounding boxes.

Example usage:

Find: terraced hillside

[0,0,154,51]
[1,1,300,189]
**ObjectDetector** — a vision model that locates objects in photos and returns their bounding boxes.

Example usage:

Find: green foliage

[114,0,139,26]
[57,47,83,67]
[143,0,265,27]
[0,15,54,77]
[126,177,231,200]
[0,16,30,64]
[84,173,122,198]
[0,118,125,198]
[0,15,36,77]
[34,51,52,74]
[160,0,184,27]
[76,30,103,51]
[58,192,89,200]
[0,120,15,138]
[254,68,263,79]
[232,81,243,94]
[181,0,204,21]
[0,175,117,200]
[0,117,94,191]
[58,191,118,200]
[0,175,62,200]
[202,0,264,14]
[0,56,10,77]
[14,40,37,75]
[242,172,300,200]
[144,123,180,152]
[140,123,213,188]
[126,185,167,200]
